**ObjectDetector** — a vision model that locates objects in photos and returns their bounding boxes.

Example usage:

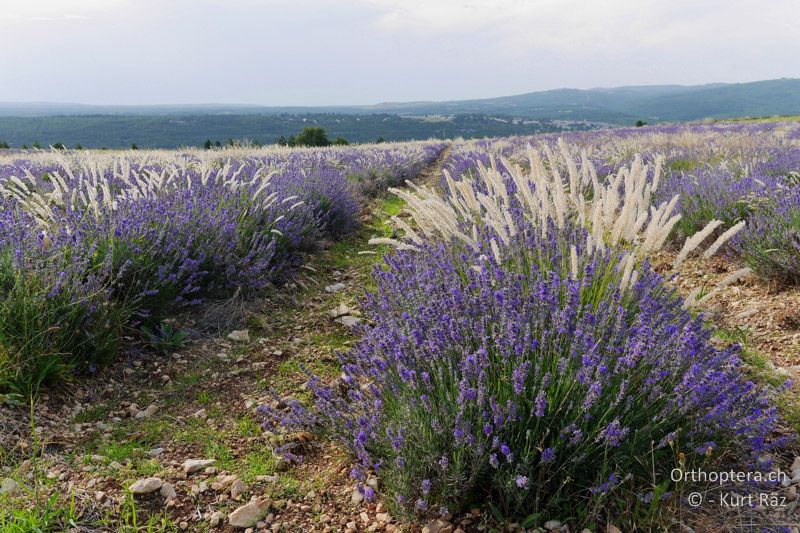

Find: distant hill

[356,79,800,122]
[0,78,798,148]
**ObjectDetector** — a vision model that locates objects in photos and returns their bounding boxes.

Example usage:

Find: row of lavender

[0,143,444,394]
[266,123,796,528]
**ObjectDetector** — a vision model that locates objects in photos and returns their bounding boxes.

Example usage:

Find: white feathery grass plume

[696,268,753,306]
[381,138,677,270]
[673,220,723,269]
[491,238,502,264]
[570,245,579,279]
[648,214,683,254]
[702,221,746,259]
[558,138,580,196]
[628,269,639,290]
[619,253,636,291]
[390,216,424,245]
[651,154,664,192]
[733,308,759,320]
[9,176,30,194]
[682,267,753,309]
[368,237,420,251]
[683,288,704,310]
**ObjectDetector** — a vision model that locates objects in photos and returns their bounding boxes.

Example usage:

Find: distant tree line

[1,127,401,152]
[275,127,348,147]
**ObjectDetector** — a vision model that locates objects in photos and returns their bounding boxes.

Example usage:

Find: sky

[1,0,798,106]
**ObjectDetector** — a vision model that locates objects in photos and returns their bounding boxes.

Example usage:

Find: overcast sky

[1,0,798,105]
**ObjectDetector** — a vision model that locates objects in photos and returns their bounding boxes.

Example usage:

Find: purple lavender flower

[534,390,548,417]
[541,448,555,463]
[489,454,500,469]
[363,486,375,501]
[597,419,629,447]
[512,361,531,395]
[421,479,432,495]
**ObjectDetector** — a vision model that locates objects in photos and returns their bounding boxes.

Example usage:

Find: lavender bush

[264,220,782,523]
[655,166,777,239]
[0,204,124,392]
[733,184,800,283]
[0,142,443,392]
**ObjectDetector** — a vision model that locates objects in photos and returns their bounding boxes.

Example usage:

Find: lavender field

[2,120,800,531]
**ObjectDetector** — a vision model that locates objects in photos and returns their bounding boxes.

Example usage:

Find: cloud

[357,0,800,52]
[0,0,128,26]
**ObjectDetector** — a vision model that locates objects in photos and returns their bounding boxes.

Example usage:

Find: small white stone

[0,478,20,495]
[209,511,224,527]
[129,477,163,494]
[227,330,250,342]
[147,448,164,458]
[544,520,562,530]
[422,519,450,533]
[336,316,362,328]
[183,458,216,474]
[160,482,177,500]
[231,479,246,499]
[135,404,158,419]
[325,283,346,293]
[228,499,269,528]
[331,303,351,318]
